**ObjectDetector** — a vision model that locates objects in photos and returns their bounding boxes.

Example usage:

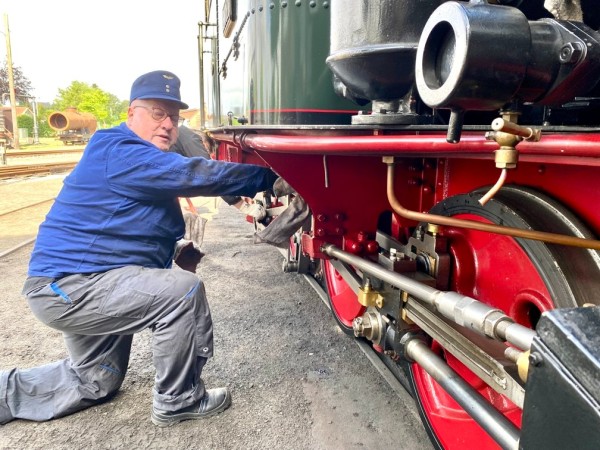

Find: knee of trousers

[169,271,206,305]
[61,364,127,411]
[169,271,202,294]
[55,370,125,419]
[149,272,208,327]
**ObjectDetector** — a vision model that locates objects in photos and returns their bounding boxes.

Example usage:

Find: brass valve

[485,113,542,169]
[491,118,541,142]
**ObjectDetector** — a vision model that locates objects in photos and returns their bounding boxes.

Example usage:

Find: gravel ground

[0,179,433,450]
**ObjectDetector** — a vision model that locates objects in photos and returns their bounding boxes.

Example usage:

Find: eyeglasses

[134,105,185,126]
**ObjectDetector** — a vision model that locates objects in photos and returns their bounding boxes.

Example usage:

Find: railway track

[0,161,78,179]
[5,148,84,158]
[0,197,56,217]
[0,197,57,258]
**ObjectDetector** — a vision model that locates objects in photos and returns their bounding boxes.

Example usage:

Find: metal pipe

[212,35,221,127]
[385,161,600,250]
[478,168,507,205]
[324,244,437,300]
[406,338,520,450]
[500,322,538,352]
[322,244,536,350]
[237,132,600,159]
[47,109,97,133]
[30,98,39,144]
[198,22,206,129]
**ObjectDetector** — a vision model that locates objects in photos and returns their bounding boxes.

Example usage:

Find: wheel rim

[411,187,600,450]
[322,259,365,333]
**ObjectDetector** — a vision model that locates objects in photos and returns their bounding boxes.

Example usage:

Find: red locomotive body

[201,1,600,449]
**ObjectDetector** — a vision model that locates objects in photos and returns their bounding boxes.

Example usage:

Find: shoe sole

[151,390,232,427]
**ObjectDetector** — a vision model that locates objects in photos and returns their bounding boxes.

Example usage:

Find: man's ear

[125,105,135,124]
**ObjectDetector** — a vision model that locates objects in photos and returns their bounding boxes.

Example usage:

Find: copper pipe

[386,162,600,250]
[478,169,507,206]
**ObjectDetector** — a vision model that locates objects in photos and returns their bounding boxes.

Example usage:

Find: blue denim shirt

[28,123,277,277]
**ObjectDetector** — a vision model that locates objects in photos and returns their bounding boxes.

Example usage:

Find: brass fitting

[516,350,530,382]
[493,147,519,170]
[426,223,439,236]
[358,283,384,308]
[400,291,414,325]
[492,117,541,142]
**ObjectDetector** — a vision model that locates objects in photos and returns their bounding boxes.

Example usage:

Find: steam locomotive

[200,1,600,448]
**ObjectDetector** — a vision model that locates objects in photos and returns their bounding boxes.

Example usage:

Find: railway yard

[0,148,82,180]
[0,160,432,449]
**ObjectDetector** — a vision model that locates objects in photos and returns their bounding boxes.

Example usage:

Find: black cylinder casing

[415,1,600,112]
[415,1,531,111]
[327,0,443,103]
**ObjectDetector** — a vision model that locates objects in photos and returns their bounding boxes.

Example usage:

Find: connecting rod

[405,338,520,450]
[321,244,536,351]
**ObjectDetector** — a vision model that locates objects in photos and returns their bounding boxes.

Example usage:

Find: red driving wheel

[411,187,600,449]
[322,259,365,334]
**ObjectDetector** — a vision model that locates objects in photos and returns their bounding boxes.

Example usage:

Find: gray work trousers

[0,265,213,424]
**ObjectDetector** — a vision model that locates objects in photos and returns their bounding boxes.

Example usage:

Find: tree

[53,81,128,128]
[0,61,32,101]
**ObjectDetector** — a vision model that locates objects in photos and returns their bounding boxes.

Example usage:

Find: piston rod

[405,338,520,450]
[321,244,536,350]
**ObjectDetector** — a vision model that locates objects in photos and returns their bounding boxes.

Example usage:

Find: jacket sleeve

[106,140,278,201]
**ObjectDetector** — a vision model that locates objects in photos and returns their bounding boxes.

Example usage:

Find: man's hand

[174,240,205,273]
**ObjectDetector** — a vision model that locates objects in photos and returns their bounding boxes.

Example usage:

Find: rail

[0,161,78,179]
[5,148,84,158]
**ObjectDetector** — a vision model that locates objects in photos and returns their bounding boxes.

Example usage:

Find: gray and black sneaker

[151,387,232,427]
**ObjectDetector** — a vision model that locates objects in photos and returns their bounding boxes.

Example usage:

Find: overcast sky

[2,0,204,108]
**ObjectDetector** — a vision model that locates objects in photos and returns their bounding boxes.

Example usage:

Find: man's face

[127,99,181,150]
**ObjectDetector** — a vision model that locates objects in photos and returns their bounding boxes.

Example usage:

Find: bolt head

[559,42,584,64]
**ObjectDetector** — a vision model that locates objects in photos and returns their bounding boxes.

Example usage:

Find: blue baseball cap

[130,70,189,110]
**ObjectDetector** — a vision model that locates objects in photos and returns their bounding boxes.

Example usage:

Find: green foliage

[36,103,50,120]
[16,113,32,130]
[38,120,53,138]
[16,112,53,138]
[52,81,128,128]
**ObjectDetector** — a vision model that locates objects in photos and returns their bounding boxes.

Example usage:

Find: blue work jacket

[28,123,277,277]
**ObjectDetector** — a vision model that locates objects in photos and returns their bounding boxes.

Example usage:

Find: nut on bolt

[559,42,584,64]
[529,352,543,366]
